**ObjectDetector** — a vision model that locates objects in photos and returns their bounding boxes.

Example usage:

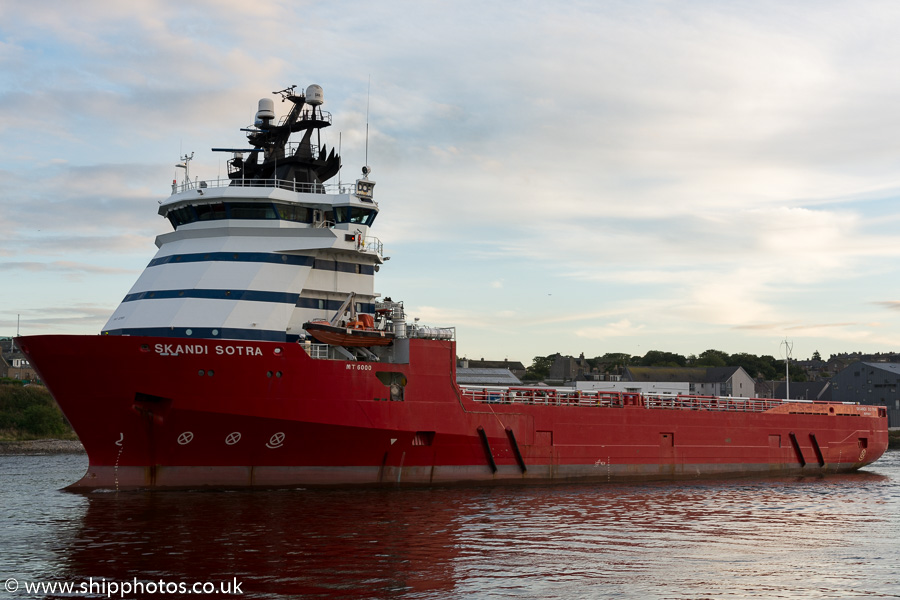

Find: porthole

[267,371,273,378]
[274,347,282,355]
[207,370,214,376]
[186,329,193,336]
[276,371,283,378]
[212,329,219,336]
[198,370,205,376]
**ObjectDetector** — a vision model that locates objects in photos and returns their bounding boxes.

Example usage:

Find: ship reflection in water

[5,452,899,599]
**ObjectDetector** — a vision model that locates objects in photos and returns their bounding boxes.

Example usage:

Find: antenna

[781,339,793,400]
[274,85,297,101]
[176,152,194,189]
[365,75,370,167]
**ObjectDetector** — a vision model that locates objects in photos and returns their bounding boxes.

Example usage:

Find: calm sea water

[1,452,899,600]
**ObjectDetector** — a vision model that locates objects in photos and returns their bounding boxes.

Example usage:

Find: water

[2,452,900,599]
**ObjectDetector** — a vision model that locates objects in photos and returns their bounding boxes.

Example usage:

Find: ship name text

[153,343,263,357]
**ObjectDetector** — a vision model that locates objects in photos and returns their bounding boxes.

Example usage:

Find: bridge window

[195,202,227,221]
[276,204,313,223]
[334,206,376,226]
[167,206,196,227]
[166,201,372,230]
[228,202,277,220]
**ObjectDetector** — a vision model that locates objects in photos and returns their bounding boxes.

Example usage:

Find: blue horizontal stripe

[101,327,298,342]
[292,297,375,312]
[123,289,300,304]
[147,252,375,275]
[148,252,314,268]
[120,290,375,313]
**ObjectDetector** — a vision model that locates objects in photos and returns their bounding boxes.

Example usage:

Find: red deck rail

[460,386,815,413]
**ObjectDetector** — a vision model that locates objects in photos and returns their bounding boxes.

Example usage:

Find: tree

[523,355,553,381]
[771,359,808,382]
[812,350,822,361]
[695,349,728,367]
[595,353,633,374]
[729,352,777,380]
[789,363,808,382]
[639,350,687,367]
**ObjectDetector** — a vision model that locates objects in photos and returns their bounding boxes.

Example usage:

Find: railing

[461,387,817,414]
[225,144,323,177]
[304,343,333,360]
[173,176,360,196]
[643,394,783,412]
[301,325,455,361]
[362,237,383,256]
[279,109,332,127]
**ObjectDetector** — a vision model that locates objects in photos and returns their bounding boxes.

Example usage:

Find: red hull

[16,334,889,490]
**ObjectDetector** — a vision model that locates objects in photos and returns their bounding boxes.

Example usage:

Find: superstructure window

[276,204,313,223]
[166,201,322,229]
[228,202,277,220]
[334,206,376,226]
[195,203,227,221]
[167,206,196,227]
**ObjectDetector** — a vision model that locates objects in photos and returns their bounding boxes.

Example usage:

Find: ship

[17,84,889,490]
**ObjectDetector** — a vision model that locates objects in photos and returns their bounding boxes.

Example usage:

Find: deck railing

[306,343,332,360]
[460,387,832,413]
[173,176,360,196]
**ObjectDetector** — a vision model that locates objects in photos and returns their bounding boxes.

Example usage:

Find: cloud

[3,304,113,334]
[2,162,165,258]
[0,261,136,276]
[4,1,900,358]
[576,319,646,339]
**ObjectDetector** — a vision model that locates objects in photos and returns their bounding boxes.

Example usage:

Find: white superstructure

[102,85,383,343]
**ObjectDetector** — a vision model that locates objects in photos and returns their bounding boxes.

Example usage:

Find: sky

[3,0,900,364]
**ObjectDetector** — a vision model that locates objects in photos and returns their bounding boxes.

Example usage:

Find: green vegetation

[523,355,553,381]
[0,383,76,441]
[637,350,686,368]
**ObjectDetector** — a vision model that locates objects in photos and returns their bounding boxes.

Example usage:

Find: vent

[412,432,435,446]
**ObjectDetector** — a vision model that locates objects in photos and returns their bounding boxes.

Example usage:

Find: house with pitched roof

[458,358,526,380]
[623,366,755,398]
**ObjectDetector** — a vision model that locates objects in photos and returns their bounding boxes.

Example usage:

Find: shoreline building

[831,361,900,427]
